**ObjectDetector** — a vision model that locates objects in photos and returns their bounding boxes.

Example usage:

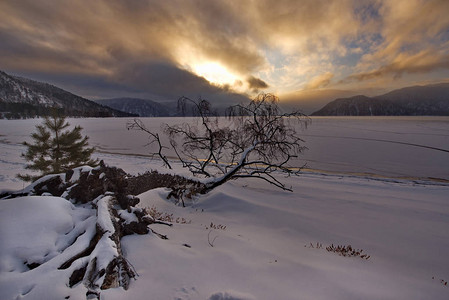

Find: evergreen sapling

[18,115,97,181]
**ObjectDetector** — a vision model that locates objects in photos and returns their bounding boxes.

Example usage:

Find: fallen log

[4,161,168,299]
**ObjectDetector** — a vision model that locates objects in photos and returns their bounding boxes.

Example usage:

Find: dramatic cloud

[247,76,269,93]
[0,0,448,105]
[304,72,334,90]
[346,0,449,84]
[345,51,449,82]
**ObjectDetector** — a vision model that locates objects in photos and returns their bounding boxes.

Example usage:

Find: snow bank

[0,196,75,272]
[2,169,449,300]
[99,173,449,300]
[0,195,95,300]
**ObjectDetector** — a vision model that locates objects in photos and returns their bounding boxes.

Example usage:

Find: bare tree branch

[127,119,172,169]
[130,93,309,196]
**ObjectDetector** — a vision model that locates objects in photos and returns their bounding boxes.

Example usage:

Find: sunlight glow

[192,62,239,86]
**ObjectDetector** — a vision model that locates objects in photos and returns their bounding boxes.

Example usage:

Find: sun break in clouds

[0,0,448,107]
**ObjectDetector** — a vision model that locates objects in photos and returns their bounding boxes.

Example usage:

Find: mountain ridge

[312,83,449,116]
[0,70,136,118]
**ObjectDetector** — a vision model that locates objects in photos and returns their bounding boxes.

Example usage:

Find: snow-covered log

[75,195,139,298]
[2,161,161,299]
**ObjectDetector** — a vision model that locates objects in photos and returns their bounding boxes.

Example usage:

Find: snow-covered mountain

[94,98,171,117]
[0,70,135,118]
[312,83,449,116]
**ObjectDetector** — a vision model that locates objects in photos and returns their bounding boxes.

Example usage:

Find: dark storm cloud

[247,76,269,92]
[112,60,250,103]
[0,0,267,74]
[0,0,267,102]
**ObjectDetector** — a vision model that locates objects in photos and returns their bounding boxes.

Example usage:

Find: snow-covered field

[1,117,449,299]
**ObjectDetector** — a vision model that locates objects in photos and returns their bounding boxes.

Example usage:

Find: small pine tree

[18,114,98,181]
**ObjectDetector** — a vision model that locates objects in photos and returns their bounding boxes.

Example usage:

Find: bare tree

[127,119,172,169]
[128,93,309,194]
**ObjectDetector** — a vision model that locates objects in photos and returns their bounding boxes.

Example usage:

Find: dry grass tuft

[147,205,191,224]
[306,242,371,260]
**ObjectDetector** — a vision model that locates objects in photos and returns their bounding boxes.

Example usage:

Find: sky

[1,0,449,111]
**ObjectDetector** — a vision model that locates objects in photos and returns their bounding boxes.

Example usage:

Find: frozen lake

[1,116,448,190]
[1,116,449,300]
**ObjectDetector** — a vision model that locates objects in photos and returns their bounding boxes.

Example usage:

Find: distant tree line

[0,102,128,119]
